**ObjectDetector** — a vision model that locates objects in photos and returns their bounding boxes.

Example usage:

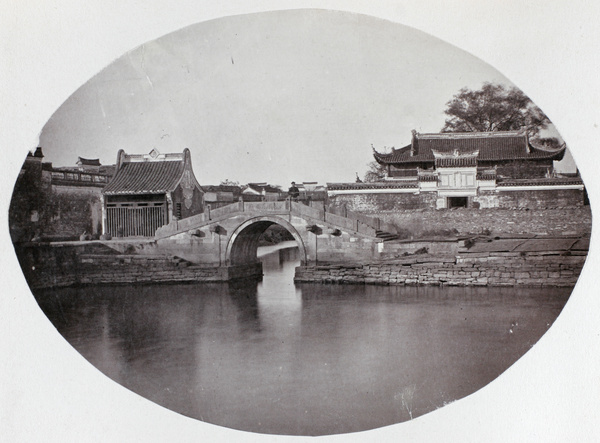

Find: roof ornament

[149,148,160,159]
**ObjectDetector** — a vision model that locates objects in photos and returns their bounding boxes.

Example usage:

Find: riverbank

[13,235,589,289]
[13,242,262,289]
[295,236,589,287]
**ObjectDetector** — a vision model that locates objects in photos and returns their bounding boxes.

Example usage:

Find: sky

[37,9,528,187]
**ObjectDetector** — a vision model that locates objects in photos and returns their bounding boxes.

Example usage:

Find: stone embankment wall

[378,207,592,237]
[14,243,261,290]
[295,252,587,287]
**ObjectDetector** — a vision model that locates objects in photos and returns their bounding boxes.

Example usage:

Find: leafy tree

[442,82,550,137]
[533,137,563,149]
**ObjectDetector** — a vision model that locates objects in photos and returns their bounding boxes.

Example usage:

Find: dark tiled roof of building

[78,157,101,166]
[202,185,242,193]
[374,131,566,165]
[103,160,185,195]
[327,182,418,191]
[496,177,584,187]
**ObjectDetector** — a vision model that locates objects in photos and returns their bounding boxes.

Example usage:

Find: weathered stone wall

[378,206,592,237]
[10,165,104,242]
[47,185,103,238]
[493,188,586,209]
[328,188,585,213]
[9,158,49,242]
[295,252,586,287]
[328,192,436,212]
[13,243,262,290]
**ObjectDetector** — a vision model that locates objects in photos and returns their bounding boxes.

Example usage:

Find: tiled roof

[374,131,566,165]
[497,177,584,187]
[327,182,418,191]
[103,160,184,195]
[78,157,101,166]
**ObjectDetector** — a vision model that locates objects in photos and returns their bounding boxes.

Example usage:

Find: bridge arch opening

[226,216,307,266]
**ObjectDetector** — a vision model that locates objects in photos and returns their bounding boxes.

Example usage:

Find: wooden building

[328,130,584,210]
[374,130,566,180]
[102,148,203,237]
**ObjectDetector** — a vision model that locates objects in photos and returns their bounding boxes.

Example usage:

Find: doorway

[447,197,468,208]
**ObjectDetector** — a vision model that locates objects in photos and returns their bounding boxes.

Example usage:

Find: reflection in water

[34,243,571,436]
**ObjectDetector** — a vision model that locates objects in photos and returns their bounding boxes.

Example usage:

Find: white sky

[38,9,520,186]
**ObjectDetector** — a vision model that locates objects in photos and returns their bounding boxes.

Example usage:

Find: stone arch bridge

[152,200,398,275]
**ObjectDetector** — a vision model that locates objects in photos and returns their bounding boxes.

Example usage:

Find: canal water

[33,242,571,436]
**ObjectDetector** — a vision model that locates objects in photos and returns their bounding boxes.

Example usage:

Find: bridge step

[376,230,399,241]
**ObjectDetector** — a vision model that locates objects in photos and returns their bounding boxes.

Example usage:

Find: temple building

[102,148,204,237]
[328,130,585,210]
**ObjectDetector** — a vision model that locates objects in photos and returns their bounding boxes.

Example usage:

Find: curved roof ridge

[420,130,525,139]
[372,130,565,164]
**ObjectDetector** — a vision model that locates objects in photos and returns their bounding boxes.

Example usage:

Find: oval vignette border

[5,6,598,439]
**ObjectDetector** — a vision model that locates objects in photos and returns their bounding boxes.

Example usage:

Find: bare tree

[363,160,387,182]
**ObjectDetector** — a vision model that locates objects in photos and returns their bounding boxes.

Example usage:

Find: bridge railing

[327,204,398,234]
[208,200,244,219]
[289,202,378,237]
[155,202,242,238]
[155,212,208,238]
[290,201,323,220]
